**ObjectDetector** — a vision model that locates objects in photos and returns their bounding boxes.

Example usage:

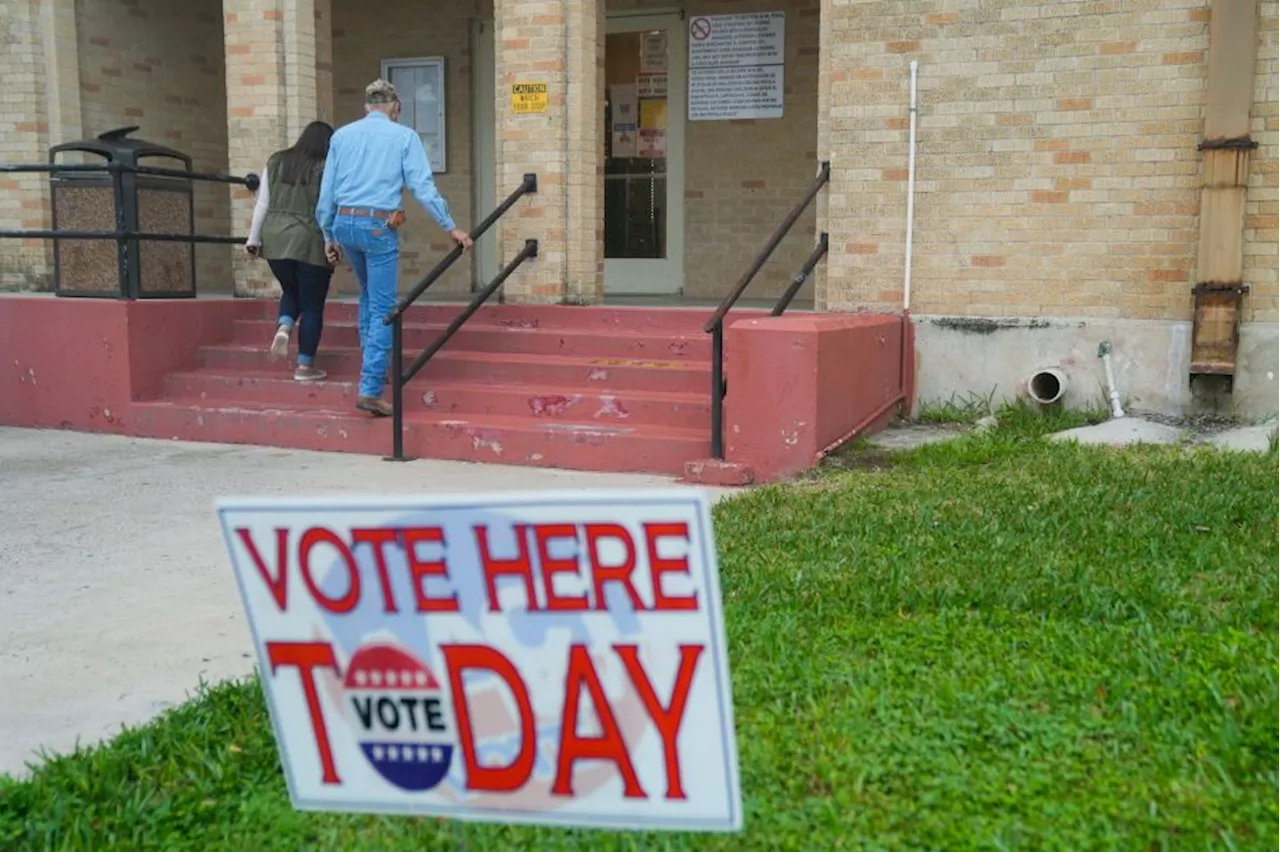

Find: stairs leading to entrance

[130,302,740,475]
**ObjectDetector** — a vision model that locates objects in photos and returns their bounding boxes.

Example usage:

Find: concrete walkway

[0,427,732,779]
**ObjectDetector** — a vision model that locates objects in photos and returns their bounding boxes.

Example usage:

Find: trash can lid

[50,126,192,167]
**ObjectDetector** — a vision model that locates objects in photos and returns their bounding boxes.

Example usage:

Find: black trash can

[50,126,197,298]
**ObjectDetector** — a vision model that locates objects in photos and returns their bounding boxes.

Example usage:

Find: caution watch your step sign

[216,489,742,833]
[510,82,549,114]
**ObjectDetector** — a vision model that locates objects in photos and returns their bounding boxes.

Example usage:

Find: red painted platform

[0,296,910,480]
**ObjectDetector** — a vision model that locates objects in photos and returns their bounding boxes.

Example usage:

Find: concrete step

[162,370,712,430]
[130,399,707,475]
[231,318,712,360]
[198,345,711,394]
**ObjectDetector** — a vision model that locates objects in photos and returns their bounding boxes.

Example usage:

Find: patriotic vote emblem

[342,643,455,792]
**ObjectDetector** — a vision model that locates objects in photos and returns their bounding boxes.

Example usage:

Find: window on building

[381,57,448,173]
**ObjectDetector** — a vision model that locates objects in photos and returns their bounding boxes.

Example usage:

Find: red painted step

[162,370,712,430]
[249,301,764,334]
[130,399,706,475]
[199,345,711,394]
[118,300,754,475]
[230,318,712,360]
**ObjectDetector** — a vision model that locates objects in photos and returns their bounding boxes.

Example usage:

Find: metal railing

[0,160,260,298]
[703,161,830,459]
[381,174,539,461]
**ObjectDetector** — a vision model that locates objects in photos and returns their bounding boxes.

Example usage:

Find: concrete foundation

[912,316,1279,418]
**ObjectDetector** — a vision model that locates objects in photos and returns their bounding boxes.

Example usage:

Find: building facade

[1,0,1276,416]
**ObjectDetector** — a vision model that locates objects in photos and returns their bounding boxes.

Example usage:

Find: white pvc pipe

[902,60,918,313]
[1027,367,1068,406]
[1099,342,1126,418]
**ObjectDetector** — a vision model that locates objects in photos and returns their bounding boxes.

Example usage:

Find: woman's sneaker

[270,324,291,358]
[294,365,327,382]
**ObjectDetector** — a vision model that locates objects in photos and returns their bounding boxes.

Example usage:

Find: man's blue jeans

[334,214,398,399]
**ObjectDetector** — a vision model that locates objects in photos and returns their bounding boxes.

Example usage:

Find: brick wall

[331,0,480,297]
[820,0,1278,324]
[1243,7,1278,313]
[0,0,54,291]
[76,0,231,290]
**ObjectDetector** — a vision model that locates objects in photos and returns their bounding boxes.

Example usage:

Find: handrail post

[710,320,725,460]
[384,314,411,462]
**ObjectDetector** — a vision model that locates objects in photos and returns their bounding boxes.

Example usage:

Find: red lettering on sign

[442,644,536,793]
[552,645,646,799]
[351,528,399,613]
[584,523,646,612]
[645,522,699,611]
[403,527,459,612]
[235,527,290,610]
[475,524,540,612]
[298,527,361,613]
[616,644,704,800]
[534,523,589,612]
[266,641,342,785]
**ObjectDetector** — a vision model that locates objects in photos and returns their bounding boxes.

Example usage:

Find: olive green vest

[259,151,328,267]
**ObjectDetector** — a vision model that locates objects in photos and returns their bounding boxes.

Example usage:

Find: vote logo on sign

[342,643,454,792]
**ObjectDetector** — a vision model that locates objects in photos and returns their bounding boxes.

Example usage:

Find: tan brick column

[813,0,832,311]
[223,0,329,296]
[494,0,603,304]
[815,0,905,314]
[0,0,81,292]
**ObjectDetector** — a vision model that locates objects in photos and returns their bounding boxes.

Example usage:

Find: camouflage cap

[365,79,399,105]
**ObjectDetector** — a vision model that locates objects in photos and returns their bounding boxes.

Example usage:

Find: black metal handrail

[0,228,252,245]
[385,173,537,325]
[0,161,262,189]
[704,161,830,459]
[385,240,539,462]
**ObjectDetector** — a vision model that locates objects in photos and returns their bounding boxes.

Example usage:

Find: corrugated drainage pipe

[1027,367,1067,406]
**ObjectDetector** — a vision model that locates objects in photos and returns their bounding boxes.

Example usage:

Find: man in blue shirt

[317,78,473,416]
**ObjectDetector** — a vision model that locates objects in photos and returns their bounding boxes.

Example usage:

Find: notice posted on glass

[688,12,785,121]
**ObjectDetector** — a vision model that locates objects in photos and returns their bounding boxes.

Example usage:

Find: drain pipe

[1098,341,1126,419]
[1027,367,1068,406]
[902,59,918,312]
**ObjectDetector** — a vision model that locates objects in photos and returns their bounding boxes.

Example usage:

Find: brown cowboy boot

[356,396,393,417]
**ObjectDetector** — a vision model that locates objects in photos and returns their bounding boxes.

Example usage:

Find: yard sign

[216,489,742,832]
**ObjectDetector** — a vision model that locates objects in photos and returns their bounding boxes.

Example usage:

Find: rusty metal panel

[1195,186,1247,284]
[1190,284,1248,375]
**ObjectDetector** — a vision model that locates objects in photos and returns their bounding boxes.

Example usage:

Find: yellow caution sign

[510,82,548,114]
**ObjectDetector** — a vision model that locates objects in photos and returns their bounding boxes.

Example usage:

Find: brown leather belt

[337,206,395,219]
[337,206,407,230]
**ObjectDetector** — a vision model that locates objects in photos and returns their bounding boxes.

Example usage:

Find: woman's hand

[244,244,260,260]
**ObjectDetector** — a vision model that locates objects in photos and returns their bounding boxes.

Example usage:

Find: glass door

[604,14,685,296]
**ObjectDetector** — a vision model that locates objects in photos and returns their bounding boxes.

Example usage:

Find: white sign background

[689,12,786,121]
[217,489,742,833]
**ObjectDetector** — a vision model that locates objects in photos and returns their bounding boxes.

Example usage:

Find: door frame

[470,18,498,291]
[603,12,686,297]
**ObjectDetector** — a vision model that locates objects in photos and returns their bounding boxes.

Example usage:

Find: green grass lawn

[2,407,1277,850]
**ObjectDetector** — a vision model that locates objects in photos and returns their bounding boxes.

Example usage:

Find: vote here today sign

[216,489,742,833]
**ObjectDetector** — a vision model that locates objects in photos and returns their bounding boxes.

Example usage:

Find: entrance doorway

[603,13,686,296]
